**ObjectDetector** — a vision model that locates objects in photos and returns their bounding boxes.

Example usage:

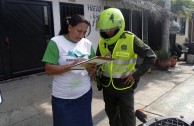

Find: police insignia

[121,44,127,50]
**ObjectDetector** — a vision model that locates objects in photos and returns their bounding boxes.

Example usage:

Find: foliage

[155,49,170,60]
[144,0,165,7]
[171,0,194,18]
[145,0,194,18]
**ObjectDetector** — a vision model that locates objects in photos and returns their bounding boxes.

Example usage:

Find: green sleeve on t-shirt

[89,46,96,59]
[42,40,59,65]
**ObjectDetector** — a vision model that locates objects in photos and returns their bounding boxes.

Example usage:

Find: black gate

[59,2,84,30]
[0,0,54,80]
[148,16,162,50]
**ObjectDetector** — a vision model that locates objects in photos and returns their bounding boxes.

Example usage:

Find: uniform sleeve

[42,40,59,65]
[132,36,156,79]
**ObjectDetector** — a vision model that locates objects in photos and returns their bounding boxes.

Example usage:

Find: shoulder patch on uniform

[121,33,126,38]
[135,37,144,47]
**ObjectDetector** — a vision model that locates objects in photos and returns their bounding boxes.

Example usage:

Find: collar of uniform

[120,32,126,38]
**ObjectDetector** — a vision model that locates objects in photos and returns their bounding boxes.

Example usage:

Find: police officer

[96,8,156,126]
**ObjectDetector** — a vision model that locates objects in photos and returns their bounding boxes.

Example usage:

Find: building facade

[0,0,164,81]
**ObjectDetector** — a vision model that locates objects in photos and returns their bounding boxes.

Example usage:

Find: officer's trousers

[102,84,135,126]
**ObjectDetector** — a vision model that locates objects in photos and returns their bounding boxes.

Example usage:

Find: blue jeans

[52,88,93,126]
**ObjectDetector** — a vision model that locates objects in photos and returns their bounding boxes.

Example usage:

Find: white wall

[176,17,189,45]
[83,0,104,51]
[42,0,104,51]
[185,17,190,38]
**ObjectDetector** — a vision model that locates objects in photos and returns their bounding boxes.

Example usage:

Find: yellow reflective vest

[99,32,137,90]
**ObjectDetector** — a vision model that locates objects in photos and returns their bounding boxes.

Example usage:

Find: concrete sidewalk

[0,61,194,126]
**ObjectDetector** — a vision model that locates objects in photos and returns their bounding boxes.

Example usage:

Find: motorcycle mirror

[0,90,3,104]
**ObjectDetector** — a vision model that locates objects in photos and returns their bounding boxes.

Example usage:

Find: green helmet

[96,8,125,45]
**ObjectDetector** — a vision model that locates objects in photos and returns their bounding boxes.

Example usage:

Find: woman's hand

[45,58,86,75]
[70,58,86,67]
[76,58,86,63]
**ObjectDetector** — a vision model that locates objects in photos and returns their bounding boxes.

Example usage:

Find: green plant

[155,49,171,70]
[155,49,170,60]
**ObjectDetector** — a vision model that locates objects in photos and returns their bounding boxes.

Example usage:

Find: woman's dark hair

[59,14,91,36]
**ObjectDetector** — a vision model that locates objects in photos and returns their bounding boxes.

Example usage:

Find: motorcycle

[135,109,194,126]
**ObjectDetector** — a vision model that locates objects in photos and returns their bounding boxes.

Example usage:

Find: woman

[42,14,96,126]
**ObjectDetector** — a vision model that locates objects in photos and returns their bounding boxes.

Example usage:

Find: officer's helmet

[96,8,125,45]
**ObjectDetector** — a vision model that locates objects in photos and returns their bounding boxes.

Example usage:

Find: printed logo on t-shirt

[68,49,86,58]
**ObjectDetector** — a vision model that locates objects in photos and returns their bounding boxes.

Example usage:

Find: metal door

[59,2,84,28]
[0,0,54,80]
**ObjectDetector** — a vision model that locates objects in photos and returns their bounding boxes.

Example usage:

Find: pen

[74,54,79,58]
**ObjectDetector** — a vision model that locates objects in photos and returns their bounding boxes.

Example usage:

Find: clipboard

[70,56,114,70]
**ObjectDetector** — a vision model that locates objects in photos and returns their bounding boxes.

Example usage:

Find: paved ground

[0,61,194,126]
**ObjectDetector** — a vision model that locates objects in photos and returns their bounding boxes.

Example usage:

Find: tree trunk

[161,0,171,53]
[161,16,171,53]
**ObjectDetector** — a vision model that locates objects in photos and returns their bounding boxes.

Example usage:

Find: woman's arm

[45,58,85,75]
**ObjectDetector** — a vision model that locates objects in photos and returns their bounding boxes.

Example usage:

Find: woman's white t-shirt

[42,35,95,99]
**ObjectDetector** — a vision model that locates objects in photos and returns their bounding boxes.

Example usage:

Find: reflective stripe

[102,71,131,78]
[112,80,135,90]
[113,58,137,64]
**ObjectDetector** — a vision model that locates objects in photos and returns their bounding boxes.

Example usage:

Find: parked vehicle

[135,109,194,126]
